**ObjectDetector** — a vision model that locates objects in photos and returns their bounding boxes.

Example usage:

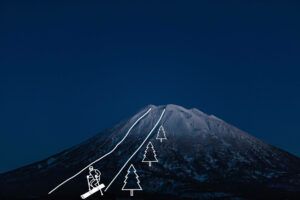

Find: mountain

[0,104,299,200]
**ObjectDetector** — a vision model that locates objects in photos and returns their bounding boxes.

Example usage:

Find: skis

[80,183,105,199]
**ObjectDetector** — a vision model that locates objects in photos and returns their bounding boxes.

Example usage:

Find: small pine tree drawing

[156,125,167,142]
[142,142,158,167]
[122,164,142,196]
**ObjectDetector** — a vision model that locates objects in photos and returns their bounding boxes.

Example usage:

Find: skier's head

[89,166,94,172]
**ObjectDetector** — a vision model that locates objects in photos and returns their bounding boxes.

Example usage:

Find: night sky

[0,1,300,173]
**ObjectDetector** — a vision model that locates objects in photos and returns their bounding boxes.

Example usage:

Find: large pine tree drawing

[142,142,158,167]
[122,164,142,196]
[156,125,167,142]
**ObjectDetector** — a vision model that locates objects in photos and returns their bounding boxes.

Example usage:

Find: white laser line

[48,108,152,195]
[104,108,166,192]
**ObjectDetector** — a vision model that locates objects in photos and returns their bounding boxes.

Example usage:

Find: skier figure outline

[80,166,105,199]
[87,166,101,191]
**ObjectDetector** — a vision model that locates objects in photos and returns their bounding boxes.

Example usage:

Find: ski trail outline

[104,108,166,192]
[48,107,152,194]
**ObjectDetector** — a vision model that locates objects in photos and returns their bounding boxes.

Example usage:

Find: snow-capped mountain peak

[0,104,299,199]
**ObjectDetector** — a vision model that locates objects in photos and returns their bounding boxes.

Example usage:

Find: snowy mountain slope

[0,104,299,200]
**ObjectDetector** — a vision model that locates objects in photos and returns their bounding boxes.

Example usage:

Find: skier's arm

[94,169,101,181]
[95,169,101,176]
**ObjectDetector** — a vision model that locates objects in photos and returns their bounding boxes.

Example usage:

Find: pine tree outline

[142,142,158,167]
[156,125,167,142]
[121,164,142,196]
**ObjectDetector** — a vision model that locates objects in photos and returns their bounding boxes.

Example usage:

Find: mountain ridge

[0,104,299,199]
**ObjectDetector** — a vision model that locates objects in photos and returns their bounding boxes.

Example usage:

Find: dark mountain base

[1,186,299,200]
[1,105,300,200]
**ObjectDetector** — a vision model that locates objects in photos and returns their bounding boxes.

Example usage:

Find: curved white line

[48,108,152,194]
[104,108,166,192]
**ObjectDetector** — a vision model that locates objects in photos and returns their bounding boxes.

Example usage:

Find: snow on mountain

[0,104,299,200]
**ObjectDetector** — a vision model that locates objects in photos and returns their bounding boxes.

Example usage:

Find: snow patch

[47,158,56,165]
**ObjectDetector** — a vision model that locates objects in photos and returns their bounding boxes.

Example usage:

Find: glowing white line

[104,108,166,192]
[48,108,152,194]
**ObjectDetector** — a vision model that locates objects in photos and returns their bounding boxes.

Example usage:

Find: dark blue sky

[0,1,300,172]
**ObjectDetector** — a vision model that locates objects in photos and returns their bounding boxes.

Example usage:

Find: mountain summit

[0,104,299,199]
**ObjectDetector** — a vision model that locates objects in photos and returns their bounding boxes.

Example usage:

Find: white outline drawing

[104,109,166,192]
[142,142,158,167]
[156,125,167,142]
[48,108,152,195]
[80,166,105,199]
[121,164,142,196]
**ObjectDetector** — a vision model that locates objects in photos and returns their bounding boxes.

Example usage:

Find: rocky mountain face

[0,104,299,200]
